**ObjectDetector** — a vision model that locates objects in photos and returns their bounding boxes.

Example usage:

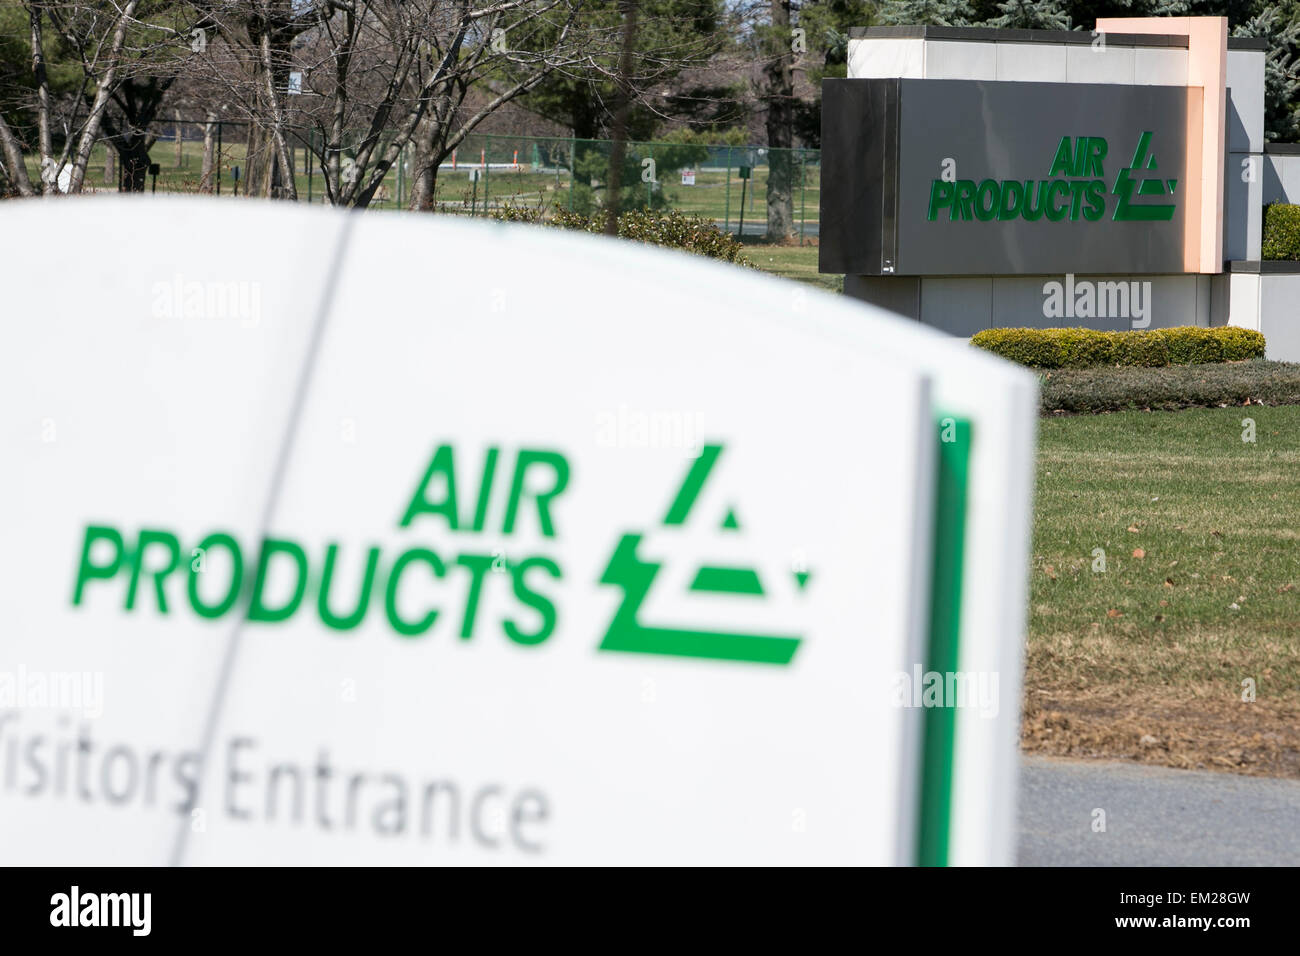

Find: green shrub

[1038,359,1300,414]
[1262,203,1300,260]
[491,205,751,265]
[971,326,1266,369]
[490,205,546,224]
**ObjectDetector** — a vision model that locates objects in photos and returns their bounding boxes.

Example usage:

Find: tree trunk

[409,158,437,211]
[257,28,298,201]
[408,109,449,212]
[245,122,293,198]
[30,7,56,192]
[174,110,184,167]
[0,112,35,196]
[67,0,142,194]
[245,123,268,197]
[200,114,216,193]
[104,143,115,184]
[764,0,795,241]
[604,0,639,231]
[118,137,152,192]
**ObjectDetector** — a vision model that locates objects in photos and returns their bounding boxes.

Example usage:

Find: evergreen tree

[1061,0,1189,21]
[988,0,1072,29]
[521,0,729,141]
[841,0,1300,142]
[1234,3,1300,140]
[877,0,977,27]
[793,0,875,146]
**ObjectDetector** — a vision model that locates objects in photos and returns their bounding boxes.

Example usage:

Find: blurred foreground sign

[0,200,1036,865]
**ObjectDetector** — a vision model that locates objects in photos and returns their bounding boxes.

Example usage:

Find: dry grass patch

[1024,406,1300,776]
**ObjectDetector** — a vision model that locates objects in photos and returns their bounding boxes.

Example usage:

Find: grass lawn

[741,240,841,292]
[1025,404,1300,776]
[663,167,821,227]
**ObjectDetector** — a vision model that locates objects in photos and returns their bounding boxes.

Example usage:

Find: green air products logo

[1111,131,1177,221]
[69,442,804,665]
[70,445,572,645]
[597,444,805,666]
[926,132,1177,223]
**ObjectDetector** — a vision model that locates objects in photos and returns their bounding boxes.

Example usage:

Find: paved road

[1018,756,1300,866]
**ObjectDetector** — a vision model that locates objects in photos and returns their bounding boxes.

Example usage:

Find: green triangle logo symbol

[596,444,803,665]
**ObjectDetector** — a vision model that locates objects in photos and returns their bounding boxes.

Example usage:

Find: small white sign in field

[0,199,1035,865]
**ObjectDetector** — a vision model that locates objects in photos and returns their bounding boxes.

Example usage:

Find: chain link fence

[62,121,821,241]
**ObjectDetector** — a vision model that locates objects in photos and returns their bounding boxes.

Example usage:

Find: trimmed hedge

[971,326,1266,369]
[491,205,751,264]
[1263,203,1300,260]
[1038,359,1300,414]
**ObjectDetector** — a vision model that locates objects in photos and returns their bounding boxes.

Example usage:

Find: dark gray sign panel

[820,78,1198,276]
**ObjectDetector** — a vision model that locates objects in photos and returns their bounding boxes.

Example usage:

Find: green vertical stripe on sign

[916,415,972,867]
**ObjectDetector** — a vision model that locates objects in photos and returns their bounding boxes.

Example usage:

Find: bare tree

[179,1,633,209]
[182,1,314,198]
[1,2,206,194]
[400,2,602,212]
[0,0,740,208]
[19,0,143,194]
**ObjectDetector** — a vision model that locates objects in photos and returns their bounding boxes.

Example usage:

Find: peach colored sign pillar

[1096,16,1227,274]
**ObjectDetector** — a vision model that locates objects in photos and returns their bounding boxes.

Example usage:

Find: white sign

[287,71,302,95]
[681,169,696,186]
[0,199,1035,865]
